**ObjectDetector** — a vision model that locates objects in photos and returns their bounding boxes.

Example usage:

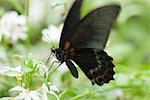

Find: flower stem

[25,0,31,49]
[72,90,90,100]
[16,76,22,86]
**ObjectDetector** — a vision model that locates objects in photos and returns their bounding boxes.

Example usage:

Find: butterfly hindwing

[70,48,115,85]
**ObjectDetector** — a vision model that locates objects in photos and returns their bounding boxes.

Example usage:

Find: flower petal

[9,86,25,93]
[50,85,59,92]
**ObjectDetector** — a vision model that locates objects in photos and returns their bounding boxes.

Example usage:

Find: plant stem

[25,0,31,49]
[16,76,22,86]
[72,90,90,100]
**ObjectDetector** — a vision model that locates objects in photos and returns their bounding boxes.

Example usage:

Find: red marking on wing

[64,41,70,50]
[64,41,76,55]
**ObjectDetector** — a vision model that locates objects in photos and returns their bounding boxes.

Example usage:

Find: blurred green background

[0,0,150,100]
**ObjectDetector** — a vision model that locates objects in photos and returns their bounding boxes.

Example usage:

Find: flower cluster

[0,65,23,77]
[0,57,60,100]
[8,82,60,100]
[0,11,27,42]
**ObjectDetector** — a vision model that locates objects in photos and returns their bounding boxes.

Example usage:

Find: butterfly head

[51,48,65,62]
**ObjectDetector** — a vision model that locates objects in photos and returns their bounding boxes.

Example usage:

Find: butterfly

[51,0,120,86]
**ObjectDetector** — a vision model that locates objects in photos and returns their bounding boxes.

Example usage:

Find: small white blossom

[51,3,66,19]
[0,65,23,77]
[41,24,63,43]
[47,0,66,24]
[24,58,49,78]
[0,97,15,99]
[50,0,66,7]
[9,86,25,92]
[50,85,59,92]
[0,11,27,42]
[38,63,49,78]
[9,86,41,100]
[114,89,124,97]
[110,89,124,100]
[41,82,60,100]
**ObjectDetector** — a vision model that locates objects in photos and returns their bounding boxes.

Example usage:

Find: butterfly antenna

[46,32,55,48]
[45,52,53,65]
[47,60,59,72]
[41,48,54,66]
[42,32,55,48]
[41,33,55,64]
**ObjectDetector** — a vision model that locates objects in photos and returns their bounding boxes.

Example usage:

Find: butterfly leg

[48,60,61,72]
[48,61,63,76]
[42,50,54,66]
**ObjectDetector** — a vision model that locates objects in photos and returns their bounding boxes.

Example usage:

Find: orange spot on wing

[64,41,70,50]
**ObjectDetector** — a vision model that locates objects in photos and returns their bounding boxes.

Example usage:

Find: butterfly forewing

[64,5,120,49]
[59,0,83,48]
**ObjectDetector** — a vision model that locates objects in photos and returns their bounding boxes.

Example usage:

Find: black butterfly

[51,0,120,86]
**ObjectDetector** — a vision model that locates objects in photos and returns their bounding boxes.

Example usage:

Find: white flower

[24,58,49,78]
[114,89,124,97]
[9,86,41,100]
[50,0,67,7]
[0,65,23,77]
[0,11,27,42]
[110,89,124,100]
[41,24,63,43]
[50,1,66,19]
[47,0,66,24]
[41,82,60,100]
[38,63,49,78]
[0,97,14,99]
